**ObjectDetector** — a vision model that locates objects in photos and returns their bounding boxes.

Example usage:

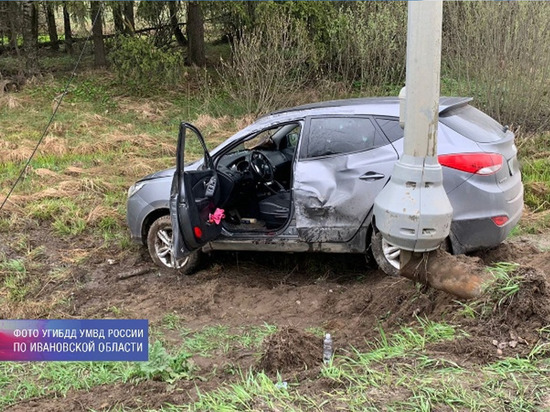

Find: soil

[2,227,550,411]
[256,327,322,374]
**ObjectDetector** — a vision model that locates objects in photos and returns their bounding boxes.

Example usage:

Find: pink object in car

[209,208,225,225]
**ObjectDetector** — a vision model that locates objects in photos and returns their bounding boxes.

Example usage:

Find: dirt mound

[256,327,322,374]
[434,266,550,362]
[474,239,541,266]
[502,267,550,328]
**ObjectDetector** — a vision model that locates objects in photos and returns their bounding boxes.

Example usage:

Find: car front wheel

[147,215,200,275]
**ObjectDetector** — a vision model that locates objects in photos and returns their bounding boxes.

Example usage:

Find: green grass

[0,318,548,411]
[0,361,135,409]
[151,321,550,411]
[0,258,31,302]
[517,132,550,218]
[181,324,277,357]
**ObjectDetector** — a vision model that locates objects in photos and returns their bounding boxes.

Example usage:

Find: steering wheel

[250,151,274,182]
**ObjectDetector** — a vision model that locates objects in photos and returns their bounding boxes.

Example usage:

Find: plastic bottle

[323,333,333,364]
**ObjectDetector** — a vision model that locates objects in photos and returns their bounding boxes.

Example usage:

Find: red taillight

[438,153,503,175]
[194,226,202,238]
[491,215,509,227]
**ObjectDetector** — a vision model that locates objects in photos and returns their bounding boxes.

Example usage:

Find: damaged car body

[126,97,523,276]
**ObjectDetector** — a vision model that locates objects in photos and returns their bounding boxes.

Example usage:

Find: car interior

[214,123,302,232]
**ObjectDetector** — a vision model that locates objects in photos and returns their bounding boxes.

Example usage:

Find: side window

[306,117,382,158]
[286,125,301,148]
[375,118,404,142]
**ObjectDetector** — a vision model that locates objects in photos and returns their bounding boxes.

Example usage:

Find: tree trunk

[112,3,124,34]
[169,0,187,47]
[0,2,7,47]
[90,1,107,67]
[186,1,205,66]
[63,3,73,54]
[46,3,59,51]
[31,2,38,43]
[123,1,135,34]
[22,1,39,75]
[5,2,19,52]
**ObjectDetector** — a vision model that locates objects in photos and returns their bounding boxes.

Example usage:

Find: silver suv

[126,98,523,276]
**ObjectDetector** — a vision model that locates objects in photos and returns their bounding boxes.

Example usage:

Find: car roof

[260,96,473,121]
[210,96,473,157]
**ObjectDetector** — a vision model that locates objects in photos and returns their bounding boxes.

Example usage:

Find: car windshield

[226,126,283,155]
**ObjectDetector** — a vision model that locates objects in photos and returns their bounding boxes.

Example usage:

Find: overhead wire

[0,4,103,212]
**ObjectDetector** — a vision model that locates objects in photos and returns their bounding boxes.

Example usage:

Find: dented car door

[294,116,398,243]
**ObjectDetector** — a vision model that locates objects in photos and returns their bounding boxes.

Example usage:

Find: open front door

[170,123,222,262]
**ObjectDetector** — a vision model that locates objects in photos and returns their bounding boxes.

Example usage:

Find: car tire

[371,230,401,277]
[147,215,200,276]
[371,230,453,277]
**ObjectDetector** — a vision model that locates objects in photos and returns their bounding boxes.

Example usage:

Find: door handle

[359,171,385,181]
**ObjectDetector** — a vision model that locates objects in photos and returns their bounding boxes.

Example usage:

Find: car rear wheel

[371,230,401,276]
[371,229,452,277]
[147,215,200,275]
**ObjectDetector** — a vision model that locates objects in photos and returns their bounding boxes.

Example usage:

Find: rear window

[439,105,507,143]
[375,118,404,142]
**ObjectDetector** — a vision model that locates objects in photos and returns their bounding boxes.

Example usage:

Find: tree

[7,2,20,52]
[123,1,135,34]
[186,1,205,66]
[137,1,170,46]
[46,3,59,51]
[112,2,125,34]
[90,1,106,67]
[22,0,39,74]
[31,1,38,43]
[63,3,73,54]
[169,0,187,47]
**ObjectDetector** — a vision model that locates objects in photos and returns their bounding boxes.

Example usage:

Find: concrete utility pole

[373,0,452,260]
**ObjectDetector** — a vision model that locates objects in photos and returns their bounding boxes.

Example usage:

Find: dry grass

[192,113,257,149]
[116,97,174,121]
[522,208,550,225]
[0,94,23,109]
[64,166,86,175]
[86,205,121,225]
[33,168,61,179]
[0,140,34,163]
[1,290,73,319]
[119,159,156,177]
[41,136,68,157]
[72,131,175,158]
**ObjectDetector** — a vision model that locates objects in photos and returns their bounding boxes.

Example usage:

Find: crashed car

[126,97,523,276]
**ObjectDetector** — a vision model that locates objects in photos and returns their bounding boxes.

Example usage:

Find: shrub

[219,10,317,115]
[325,2,407,89]
[109,36,185,95]
[443,1,550,132]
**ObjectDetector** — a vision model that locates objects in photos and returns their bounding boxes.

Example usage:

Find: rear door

[170,123,223,260]
[293,116,398,243]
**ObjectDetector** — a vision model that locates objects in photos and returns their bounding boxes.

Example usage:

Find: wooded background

[1,1,549,131]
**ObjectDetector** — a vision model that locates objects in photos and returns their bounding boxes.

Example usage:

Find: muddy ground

[2,224,550,411]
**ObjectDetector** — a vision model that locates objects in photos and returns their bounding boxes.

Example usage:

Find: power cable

[0,5,103,212]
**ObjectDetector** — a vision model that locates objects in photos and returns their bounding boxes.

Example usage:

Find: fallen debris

[116,267,151,281]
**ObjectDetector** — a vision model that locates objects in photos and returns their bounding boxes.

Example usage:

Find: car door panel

[295,147,398,242]
[294,116,398,243]
[171,123,223,259]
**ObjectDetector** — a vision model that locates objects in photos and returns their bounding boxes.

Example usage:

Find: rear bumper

[449,194,523,254]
